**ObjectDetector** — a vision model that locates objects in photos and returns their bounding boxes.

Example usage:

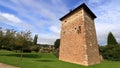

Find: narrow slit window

[77,26,81,34]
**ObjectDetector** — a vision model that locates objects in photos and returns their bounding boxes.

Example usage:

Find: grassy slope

[0,50,120,68]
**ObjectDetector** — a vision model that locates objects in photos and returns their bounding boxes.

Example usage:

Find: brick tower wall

[59,8,89,65]
[59,5,101,66]
[83,10,101,65]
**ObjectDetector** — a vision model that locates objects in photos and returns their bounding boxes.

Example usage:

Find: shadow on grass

[0,53,41,58]
[36,59,55,62]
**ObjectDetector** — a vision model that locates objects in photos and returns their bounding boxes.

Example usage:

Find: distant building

[59,3,101,66]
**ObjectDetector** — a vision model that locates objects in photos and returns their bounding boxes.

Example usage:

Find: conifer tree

[54,39,60,49]
[107,32,118,45]
[33,34,38,45]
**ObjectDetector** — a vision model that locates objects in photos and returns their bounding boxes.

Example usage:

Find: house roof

[60,3,96,21]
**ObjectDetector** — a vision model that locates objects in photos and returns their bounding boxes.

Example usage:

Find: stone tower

[59,3,101,66]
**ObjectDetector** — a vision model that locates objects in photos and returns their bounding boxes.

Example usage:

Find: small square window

[63,31,65,34]
[65,20,67,22]
[75,28,76,30]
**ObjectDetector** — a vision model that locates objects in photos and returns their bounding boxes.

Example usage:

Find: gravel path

[0,63,19,68]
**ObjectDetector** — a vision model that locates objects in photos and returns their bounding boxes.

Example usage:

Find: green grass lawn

[0,50,120,68]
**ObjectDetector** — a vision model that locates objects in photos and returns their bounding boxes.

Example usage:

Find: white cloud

[0,12,21,23]
[36,33,60,45]
[49,25,60,34]
[38,38,56,45]
[93,0,120,45]
[0,12,21,26]
[0,12,33,31]
[0,0,67,44]
[1,0,119,45]
[95,22,120,45]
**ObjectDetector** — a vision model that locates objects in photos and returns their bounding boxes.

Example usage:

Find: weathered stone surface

[59,4,101,66]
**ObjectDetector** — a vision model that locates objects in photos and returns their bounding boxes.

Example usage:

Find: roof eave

[60,3,96,21]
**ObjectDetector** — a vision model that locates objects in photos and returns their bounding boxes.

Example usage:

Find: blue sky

[0,0,120,45]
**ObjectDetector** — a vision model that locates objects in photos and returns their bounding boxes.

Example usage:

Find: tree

[2,29,16,50]
[0,28,35,53]
[0,28,3,49]
[54,39,60,49]
[107,32,118,45]
[33,34,38,45]
[14,31,33,60]
[15,31,32,51]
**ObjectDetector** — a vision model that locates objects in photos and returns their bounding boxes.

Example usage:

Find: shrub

[99,45,120,61]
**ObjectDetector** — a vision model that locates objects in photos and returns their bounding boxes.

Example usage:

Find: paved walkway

[0,63,19,68]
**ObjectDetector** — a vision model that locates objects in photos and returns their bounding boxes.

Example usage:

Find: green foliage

[33,34,38,45]
[99,45,120,61]
[107,32,118,45]
[14,31,32,51]
[1,29,16,50]
[53,39,60,58]
[0,29,3,49]
[0,28,36,53]
[30,45,40,52]
[100,32,120,61]
[52,49,59,58]
[54,39,60,49]
[99,46,106,55]
[0,50,120,68]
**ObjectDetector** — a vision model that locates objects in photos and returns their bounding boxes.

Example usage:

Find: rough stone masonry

[59,3,101,66]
